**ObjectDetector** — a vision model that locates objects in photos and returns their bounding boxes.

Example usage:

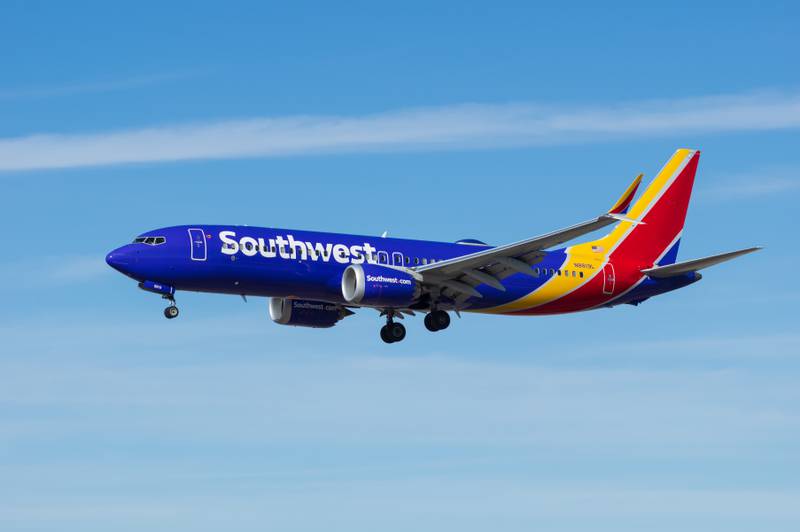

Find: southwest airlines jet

[106,149,759,343]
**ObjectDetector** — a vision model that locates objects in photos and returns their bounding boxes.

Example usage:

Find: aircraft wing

[412,174,643,301]
[641,247,761,278]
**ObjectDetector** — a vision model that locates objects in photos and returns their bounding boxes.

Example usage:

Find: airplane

[106,149,760,343]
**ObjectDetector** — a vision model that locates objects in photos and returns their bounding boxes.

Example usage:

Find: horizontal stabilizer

[642,247,761,278]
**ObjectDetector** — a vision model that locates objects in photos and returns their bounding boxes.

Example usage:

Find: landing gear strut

[424,310,450,332]
[380,313,406,344]
[163,295,179,319]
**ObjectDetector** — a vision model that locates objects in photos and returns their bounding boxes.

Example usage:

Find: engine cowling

[341,264,421,307]
[269,298,350,328]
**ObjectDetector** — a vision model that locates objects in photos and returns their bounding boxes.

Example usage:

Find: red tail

[593,149,699,267]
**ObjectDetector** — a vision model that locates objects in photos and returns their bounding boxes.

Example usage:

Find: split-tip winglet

[608,173,643,215]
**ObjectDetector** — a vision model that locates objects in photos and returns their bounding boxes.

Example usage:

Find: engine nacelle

[269,298,349,328]
[341,264,420,307]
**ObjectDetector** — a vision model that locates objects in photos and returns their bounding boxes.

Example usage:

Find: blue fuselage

[106,225,696,313]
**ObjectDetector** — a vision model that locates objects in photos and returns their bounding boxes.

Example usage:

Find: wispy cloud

[1,319,797,528]
[47,255,110,283]
[0,71,199,101]
[1,89,800,172]
[700,167,800,201]
[1,345,797,447]
[0,254,108,290]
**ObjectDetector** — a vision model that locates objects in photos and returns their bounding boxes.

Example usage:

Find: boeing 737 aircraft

[107,149,759,343]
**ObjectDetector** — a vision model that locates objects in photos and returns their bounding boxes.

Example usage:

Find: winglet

[608,173,643,215]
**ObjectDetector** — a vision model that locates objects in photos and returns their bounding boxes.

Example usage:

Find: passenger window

[579,272,584,278]
[422,258,428,265]
[572,271,577,278]
[405,257,410,265]
[533,268,540,276]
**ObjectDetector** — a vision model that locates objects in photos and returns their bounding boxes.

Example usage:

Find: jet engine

[341,264,421,307]
[269,298,352,328]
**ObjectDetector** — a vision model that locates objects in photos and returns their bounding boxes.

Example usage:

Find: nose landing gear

[163,295,179,319]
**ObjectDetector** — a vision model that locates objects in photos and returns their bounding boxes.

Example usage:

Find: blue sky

[1,2,799,531]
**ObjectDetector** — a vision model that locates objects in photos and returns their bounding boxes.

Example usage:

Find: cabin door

[188,228,207,261]
[602,263,615,295]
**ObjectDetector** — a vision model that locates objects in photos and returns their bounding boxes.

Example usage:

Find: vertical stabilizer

[591,149,699,267]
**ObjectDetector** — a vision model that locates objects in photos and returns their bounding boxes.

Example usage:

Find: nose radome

[106,247,130,272]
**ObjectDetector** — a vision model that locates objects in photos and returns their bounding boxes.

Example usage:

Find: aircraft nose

[106,246,131,273]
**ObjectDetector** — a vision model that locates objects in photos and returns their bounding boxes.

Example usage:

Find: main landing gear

[380,320,406,344]
[424,310,450,332]
[380,309,452,343]
[379,310,407,344]
[163,295,179,319]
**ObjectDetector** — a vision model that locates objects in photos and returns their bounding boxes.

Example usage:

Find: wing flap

[417,215,617,279]
[415,173,645,282]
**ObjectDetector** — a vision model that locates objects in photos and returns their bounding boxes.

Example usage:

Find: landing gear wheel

[164,305,179,319]
[425,310,450,331]
[388,322,406,342]
[380,322,407,343]
[432,310,450,330]
[424,313,437,332]
[380,325,392,343]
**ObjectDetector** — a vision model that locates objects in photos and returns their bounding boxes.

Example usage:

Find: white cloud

[2,487,799,527]
[1,89,800,172]
[700,169,800,200]
[1,319,797,530]
[0,71,200,101]
[0,254,109,289]
[47,255,109,282]
[1,343,797,448]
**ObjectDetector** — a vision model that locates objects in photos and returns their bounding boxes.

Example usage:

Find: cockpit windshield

[133,236,166,246]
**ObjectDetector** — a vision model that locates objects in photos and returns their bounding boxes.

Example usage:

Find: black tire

[432,310,450,330]
[380,325,393,343]
[389,322,406,342]
[424,313,439,332]
[164,306,179,319]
